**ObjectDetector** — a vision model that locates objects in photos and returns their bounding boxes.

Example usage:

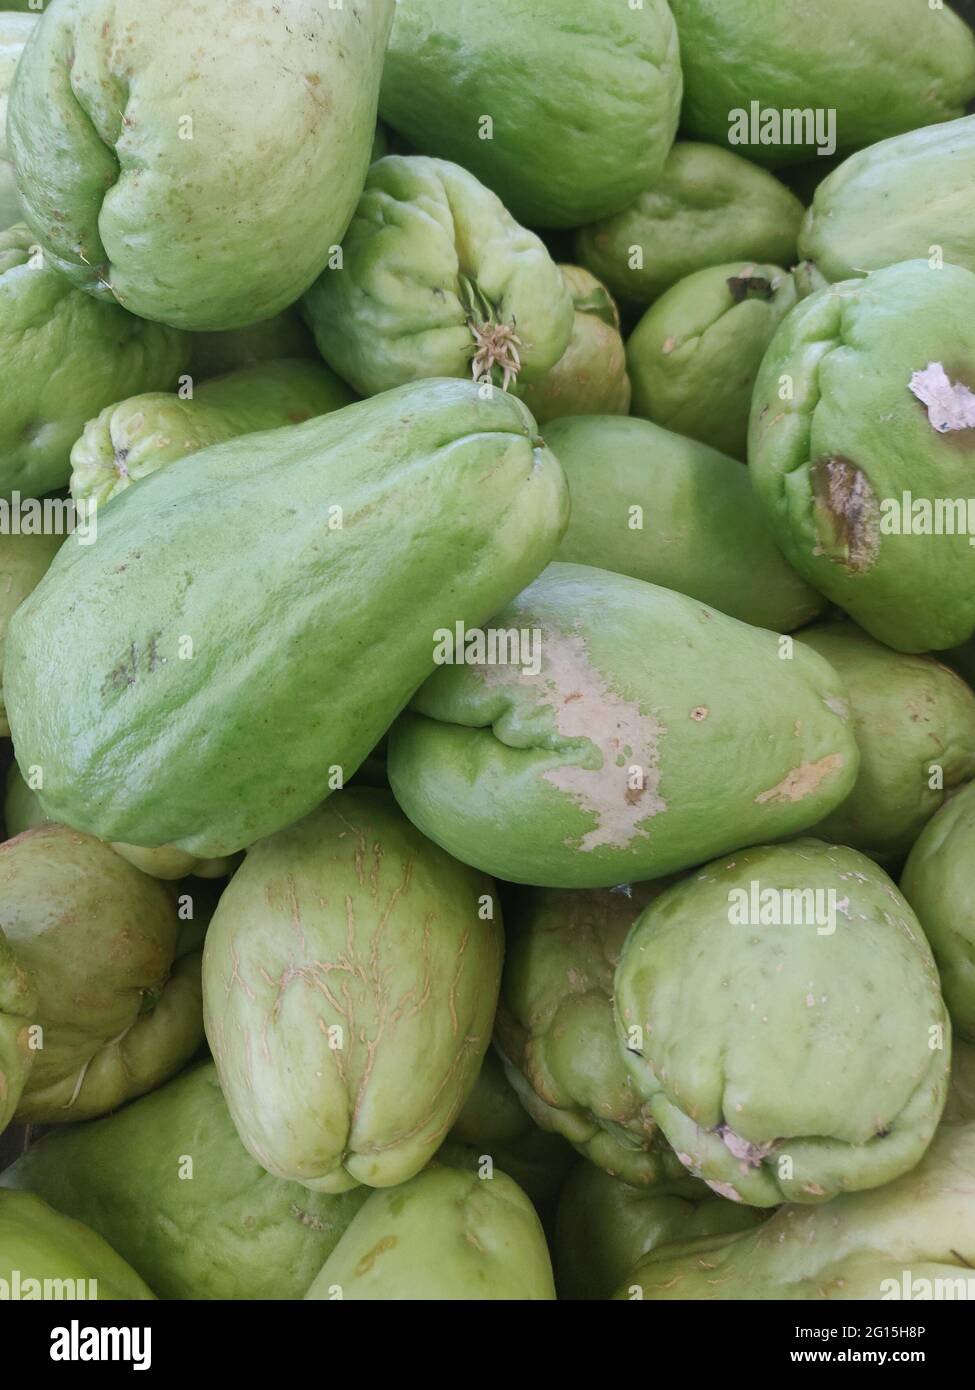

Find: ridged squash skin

[4,379,568,858]
[575,144,803,311]
[0,13,35,230]
[203,791,504,1194]
[616,1045,975,1300]
[669,0,975,167]
[0,224,188,499]
[0,531,62,735]
[304,1164,555,1301]
[378,0,682,229]
[0,1190,155,1301]
[0,825,204,1124]
[0,1064,369,1300]
[799,623,975,861]
[548,414,824,633]
[799,117,975,282]
[387,563,859,888]
[7,0,395,330]
[902,782,975,1042]
[615,841,951,1208]
[70,359,356,508]
[749,261,975,653]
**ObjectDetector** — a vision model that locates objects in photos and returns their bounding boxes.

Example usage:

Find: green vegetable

[0,532,62,735]
[0,1190,154,1301]
[0,925,35,1138]
[0,13,34,230]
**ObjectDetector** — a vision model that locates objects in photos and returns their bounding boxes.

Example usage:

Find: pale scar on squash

[755,753,845,805]
[481,630,666,852]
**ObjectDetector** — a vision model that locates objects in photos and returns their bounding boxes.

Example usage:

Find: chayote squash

[378,0,681,229]
[7,0,395,330]
[4,378,568,858]
[627,261,799,461]
[0,224,188,499]
[0,824,205,1123]
[615,840,951,1207]
[0,13,34,231]
[799,116,975,282]
[669,0,975,166]
[547,414,824,633]
[0,1063,370,1300]
[387,563,859,888]
[70,359,356,509]
[0,1190,155,1301]
[749,260,975,653]
[0,531,62,735]
[185,308,317,381]
[0,923,35,1139]
[203,790,504,1194]
[301,155,573,397]
[305,1164,555,1301]
[575,143,803,312]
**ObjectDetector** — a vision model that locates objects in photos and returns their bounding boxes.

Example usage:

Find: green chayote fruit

[8,0,394,330]
[548,415,824,633]
[186,309,317,381]
[799,622,975,860]
[0,925,35,1137]
[0,825,204,1123]
[669,0,975,167]
[302,156,573,397]
[0,1190,154,1301]
[203,791,503,1194]
[0,13,34,230]
[628,261,799,461]
[615,840,951,1207]
[0,532,62,735]
[554,1160,766,1302]
[305,1164,555,1301]
[617,1043,975,1300]
[379,0,681,229]
[902,782,975,1041]
[70,359,356,509]
[799,116,975,282]
[495,884,690,1189]
[5,379,568,858]
[0,225,188,499]
[575,143,804,311]
[516,267,630,426]
[388,563,858,888]
[749,261,975,653]
[0,1063,369,1300]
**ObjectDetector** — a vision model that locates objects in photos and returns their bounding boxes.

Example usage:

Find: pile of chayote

[1,0,975,1305]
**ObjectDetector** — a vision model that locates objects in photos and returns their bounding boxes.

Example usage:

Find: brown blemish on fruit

[355,1236,397,1275]
[726,271,774,303]
[810,456,880,574]
[690,706,708,721]
[755,753,844,805]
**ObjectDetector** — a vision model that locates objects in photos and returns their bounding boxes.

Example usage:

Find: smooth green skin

[305,1164,555,1301]
[548,414,825,633]
[495,883,689,1189]
[0,1063,370,1300]
[0,13,34,229]
[615,840,951,1207]
[0,531,61,735]
[800,623,975,861]
[554,1159,765,1302]
[749,261,975,653]
[517,267,630,427]
[0,1190,154,1300]
[617,1044,975,1300]
[902,782,975,1042]
[301,156,573,397]
[799,117,975,282]
[203,790,504,1194]
[378,0,681,229]
[0,824,204,1123]
[628,262,798,461]
[0,924,35,1137]
[4,378,569,858]
[388,563,858,889]
[186,308,317,381]
[0,224,188,499]
[8,0,394,330]
[669,0,975,167]
[575,143,804,312]
[70,359,356,509]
